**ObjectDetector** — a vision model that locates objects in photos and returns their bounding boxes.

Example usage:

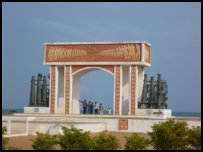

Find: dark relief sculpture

[138,73,168,109]
[29,74,50,107]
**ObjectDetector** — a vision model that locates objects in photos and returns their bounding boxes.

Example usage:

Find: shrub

[7,146,22,150]
[92,131,121,150]
[9,110,17,113]
[2,126,9,150]
[148,119,189,150]
[187,126,201,150]
[2,126,21,150]
[124,133,149,150]
[31,132,58,150]
[58,126,92,150]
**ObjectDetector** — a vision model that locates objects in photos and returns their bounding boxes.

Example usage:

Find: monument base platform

[2,113,201,136]
[24,107,50,114]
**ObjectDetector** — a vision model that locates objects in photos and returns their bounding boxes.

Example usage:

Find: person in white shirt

[94,102,98,114]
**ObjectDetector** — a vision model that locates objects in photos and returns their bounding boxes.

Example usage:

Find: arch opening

[71,67,114,114]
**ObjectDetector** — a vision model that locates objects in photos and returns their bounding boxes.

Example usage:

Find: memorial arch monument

[43,41,151,115]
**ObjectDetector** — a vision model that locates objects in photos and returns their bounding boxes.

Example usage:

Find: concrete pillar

[72,74,80,114]
[50,66,56,114]
[114,65,121,115]
[121,65,129,115]
[137,66,144,104]
[57,66,65,114]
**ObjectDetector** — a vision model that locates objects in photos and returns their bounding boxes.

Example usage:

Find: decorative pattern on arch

[72,65,114,75]
[50,66,55,114]
[130,65,136,115]
[65,65,70,114]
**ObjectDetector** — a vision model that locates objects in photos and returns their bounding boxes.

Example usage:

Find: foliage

[58,126,92,150]
[92,131,121,150]
[9,110,17,113]
[124,133,150,150]
[7,146,22,150]
[187,126,201,150]
[2,126,9,150]
[31,132,58,150]
[148,119,189,150]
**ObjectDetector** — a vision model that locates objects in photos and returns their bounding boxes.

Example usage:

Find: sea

[2,108,201,117]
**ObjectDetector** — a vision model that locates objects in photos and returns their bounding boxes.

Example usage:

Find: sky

[2,2,201,112]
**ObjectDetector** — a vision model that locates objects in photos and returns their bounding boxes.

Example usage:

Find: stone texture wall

[72,65,114,75]
[130,65,136,115]
[65,65,70,114]
[50,66,55,114]
[114,65,120,115]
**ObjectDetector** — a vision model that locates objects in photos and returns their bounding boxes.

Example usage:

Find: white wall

[72,74,80,114]
[3,114,201,135]
[137,66,144,103]
[57,66,65,114]
[122,66,129,115]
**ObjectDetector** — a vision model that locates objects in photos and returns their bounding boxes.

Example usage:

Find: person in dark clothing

[79,99,87,114]
[90,103,94,114]
[87,101,91,114]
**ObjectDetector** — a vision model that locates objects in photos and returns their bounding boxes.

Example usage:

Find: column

[121,65,129,115]
[65,65,71,114]
[50,66,56,114]
[130,65,136,115]
[114,65,120,115]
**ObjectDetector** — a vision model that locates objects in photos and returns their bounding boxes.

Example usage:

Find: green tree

[148,119,189,150]
[2,126,9,150]
[187,126,201,150]
[31,132,58,150]
[58,126,92,150]
[124,133,150,150]
[92,131,121,150]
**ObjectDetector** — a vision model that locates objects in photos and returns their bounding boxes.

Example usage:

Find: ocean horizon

[2,108,201,117]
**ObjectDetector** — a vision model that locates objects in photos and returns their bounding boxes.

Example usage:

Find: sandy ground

[5,132,152,150]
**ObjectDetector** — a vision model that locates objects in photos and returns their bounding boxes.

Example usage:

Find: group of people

[79,99,112,115]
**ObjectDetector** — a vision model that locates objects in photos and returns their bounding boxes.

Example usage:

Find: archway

[71,66,114,114]
[44,42,151,115]
[80,70,114,114]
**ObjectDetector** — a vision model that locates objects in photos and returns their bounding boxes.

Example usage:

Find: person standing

[79,99,87,114]
[108,108,111,115]
[90,103,93,114]
[87,101,91,114]
[99,104,104,115]
[95,102,98,114]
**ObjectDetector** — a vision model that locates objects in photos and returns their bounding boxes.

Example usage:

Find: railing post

[7,120,11,136]
[25,118,29,135]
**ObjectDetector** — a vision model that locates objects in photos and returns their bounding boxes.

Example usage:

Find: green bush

[2,126,21,150]
[2,126,9,150]
[7,146,22,150]
[58,126,92,150]
[148,119,189,150]
[9,110,17,113]
[124,133,149,150]
[92,131,121,150]
[31,132,58,150]
[187,126,201,150]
